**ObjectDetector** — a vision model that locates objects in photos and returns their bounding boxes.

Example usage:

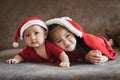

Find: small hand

[6,58,19,64]
[85,50,101,64]
[86,50,109,64]
[59,62,70,68]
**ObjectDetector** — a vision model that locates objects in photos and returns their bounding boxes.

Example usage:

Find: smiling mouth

[65,45,71,48]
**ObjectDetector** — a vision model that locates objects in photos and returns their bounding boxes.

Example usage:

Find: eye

[34,32,39,35]
[65,34,70,38]
[25,34,30,37]
[56,40,62,44]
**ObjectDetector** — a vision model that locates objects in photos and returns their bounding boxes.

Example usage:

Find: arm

[6,55,24,64]
[59,52,70,68]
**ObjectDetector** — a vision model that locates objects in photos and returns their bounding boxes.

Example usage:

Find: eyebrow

[64,31,70,36]
[54,31,69,41]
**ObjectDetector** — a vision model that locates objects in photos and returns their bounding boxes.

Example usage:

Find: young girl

[6,17,70,68]
[46,17,116,64]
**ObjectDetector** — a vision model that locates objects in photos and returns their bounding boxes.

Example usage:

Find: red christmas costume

[19,40,63,63]
[46,17,116,60]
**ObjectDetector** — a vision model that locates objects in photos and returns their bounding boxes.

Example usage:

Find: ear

[44,30,48,39]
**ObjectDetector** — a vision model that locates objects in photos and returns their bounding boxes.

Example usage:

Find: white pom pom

[61,17,72,21]
[13,42,19,48]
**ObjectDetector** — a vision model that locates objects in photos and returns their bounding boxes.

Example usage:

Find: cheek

[40,34,46,39]
[56,43,64,49]
[24,40,28,44]
[38,35,45,41]
[24,38,30,43]
[73,38,77,44]
[70,36,76,43]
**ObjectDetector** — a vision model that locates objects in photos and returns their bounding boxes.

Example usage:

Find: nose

[30,34,35,40]
[63,39,69,45]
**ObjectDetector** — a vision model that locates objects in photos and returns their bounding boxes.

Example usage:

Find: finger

[94,58,101,61]
[90,59,100,64]
[6,60,11,64]
[8,60,13,64]
[11,60,16,64]
[59,62,69,68]
[6,60,9,64]
[91,61,99,64]
[13,61,16,64]
[59,63,64,67]
[63,64,70,68]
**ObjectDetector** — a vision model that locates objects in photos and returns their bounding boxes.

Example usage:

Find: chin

[32,45,40,48]
[69,47,75,51]
[66,48,74,52]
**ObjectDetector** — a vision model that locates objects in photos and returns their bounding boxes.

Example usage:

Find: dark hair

[75,36,92,58]
[47,24,63,42]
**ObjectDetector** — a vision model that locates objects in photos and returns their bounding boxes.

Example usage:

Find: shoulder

[45,40,58,47]
[21,46,35,53]
[45,40,63,51]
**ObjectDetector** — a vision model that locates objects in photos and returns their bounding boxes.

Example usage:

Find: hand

[59,61,70,68]
[6,58,19,64]
[85,50,102,64]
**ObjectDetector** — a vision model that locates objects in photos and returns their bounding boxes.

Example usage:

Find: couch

[0,48,120,80]
[0,0,120,80]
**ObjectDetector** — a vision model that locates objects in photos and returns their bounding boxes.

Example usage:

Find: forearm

[14,55,24,63]
[59,52,70,63]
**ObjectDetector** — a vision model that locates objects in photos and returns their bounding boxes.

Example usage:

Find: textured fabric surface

[0,48,120,80]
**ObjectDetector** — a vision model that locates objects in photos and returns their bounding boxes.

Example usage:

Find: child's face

[23,25,47,48]
[51,26,77,52]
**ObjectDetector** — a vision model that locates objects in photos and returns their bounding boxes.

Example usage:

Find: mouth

[31,42,37,44]
[65,45,71,49]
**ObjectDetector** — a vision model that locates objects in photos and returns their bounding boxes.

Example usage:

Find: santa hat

[13,17,47,48]
[46,17,83,38]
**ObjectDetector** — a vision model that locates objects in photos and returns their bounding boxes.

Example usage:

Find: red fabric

[67,20,84,33]
[83,33,116,60]
[65,35,116,61]
[67,19,116,60]
[66,53,82,62]
[18,40,63,63]
[47,17,116,61]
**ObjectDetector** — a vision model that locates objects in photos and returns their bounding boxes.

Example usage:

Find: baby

[6,17,70,68]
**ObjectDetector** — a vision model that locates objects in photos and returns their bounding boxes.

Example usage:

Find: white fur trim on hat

[61,17,72,21]
[46,17,82,37]
[20,20,47,40]
[13,42,19,48]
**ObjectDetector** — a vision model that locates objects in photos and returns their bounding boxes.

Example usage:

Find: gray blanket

[0,49,120,80]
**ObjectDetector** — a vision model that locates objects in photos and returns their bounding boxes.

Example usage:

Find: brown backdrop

[0,0,120,51]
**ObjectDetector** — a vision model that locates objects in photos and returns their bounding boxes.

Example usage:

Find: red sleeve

[18,46,30,60]
[45,40,64,57]
[83,34,116,60]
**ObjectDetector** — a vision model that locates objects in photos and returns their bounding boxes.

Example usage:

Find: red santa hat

[13,17,48,48]
[46,17,84,38]
[46,17,116,60]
